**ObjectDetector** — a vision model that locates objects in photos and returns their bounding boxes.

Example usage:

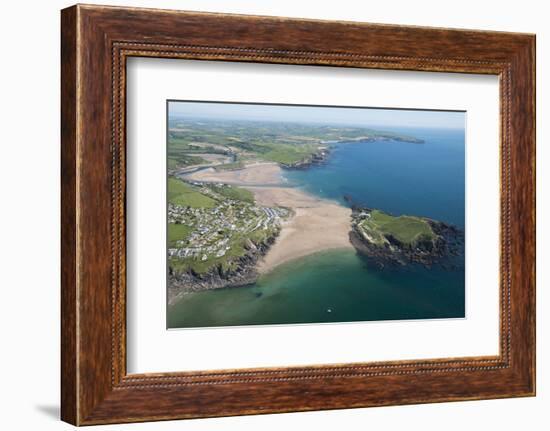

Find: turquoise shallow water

[167,126,465,329]
[167,249,464,328]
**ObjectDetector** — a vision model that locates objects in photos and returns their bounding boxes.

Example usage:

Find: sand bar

[182,162,283,186]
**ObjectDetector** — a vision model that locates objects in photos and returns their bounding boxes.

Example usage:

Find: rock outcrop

[349,208,464,269]
[168,234,278,304]
[281,147,330,169]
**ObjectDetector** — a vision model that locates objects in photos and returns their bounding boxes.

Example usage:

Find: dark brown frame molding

[61,4,536,425]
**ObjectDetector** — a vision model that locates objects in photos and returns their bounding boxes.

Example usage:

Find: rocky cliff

[168,234,278,305]
[349,208,463,269]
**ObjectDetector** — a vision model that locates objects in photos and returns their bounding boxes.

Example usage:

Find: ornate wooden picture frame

[61,4,535,425]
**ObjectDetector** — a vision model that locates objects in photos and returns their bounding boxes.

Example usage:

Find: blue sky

[168,101,465,130]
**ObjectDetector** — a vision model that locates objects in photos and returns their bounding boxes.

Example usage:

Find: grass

[208,184,254,204]
[213,161,244,171]
[167,177,216,208]
[169,223,279,276]
[169,236,247,275]
[167,136,192,149]
[168,223,192,247]
[228,140,320,165]
[262,143,319,165]
[167,158,179,169]
[360,210,436,245]
[167,153,208,170]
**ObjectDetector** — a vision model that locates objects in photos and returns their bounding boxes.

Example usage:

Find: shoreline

[247,186,353,274]
[182,162,353,275]
[181,161,284,186]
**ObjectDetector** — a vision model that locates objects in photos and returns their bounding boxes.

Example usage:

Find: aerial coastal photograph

[166,101,466,329]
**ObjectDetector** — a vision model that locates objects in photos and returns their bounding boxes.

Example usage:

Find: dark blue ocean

[285,127,465,228]
[167,127,466,328]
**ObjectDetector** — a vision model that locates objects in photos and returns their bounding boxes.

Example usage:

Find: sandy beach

[185,161,353,273]
[183,162,283,186]
[250,186,353,273]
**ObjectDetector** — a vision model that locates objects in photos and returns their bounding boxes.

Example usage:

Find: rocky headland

[280,147,330,169]
[349,207,463,268]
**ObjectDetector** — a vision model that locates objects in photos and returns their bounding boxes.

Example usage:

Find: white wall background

[0,0,546,429]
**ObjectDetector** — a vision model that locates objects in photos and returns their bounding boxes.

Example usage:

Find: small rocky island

[349,207,463,268]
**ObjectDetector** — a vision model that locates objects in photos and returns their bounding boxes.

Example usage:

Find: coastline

[249,186,353,273]
[181,162,353,275]
[166,116,466,327]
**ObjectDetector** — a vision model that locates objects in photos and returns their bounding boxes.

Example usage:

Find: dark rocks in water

[389,136,424,144]
[168,233,280,304]
[349,230,404,268]
[343,194,354,205]
[168,266,258,305]
[343,194,371,212]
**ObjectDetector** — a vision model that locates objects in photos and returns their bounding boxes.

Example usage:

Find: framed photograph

[61,4,536,425]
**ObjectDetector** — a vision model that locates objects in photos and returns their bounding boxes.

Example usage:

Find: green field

[168,177,255,208]
[213,161,244,171]
[208,184,255,203]
[167,177,217,208]
[168,154,207,169]
[262,143,319,165]
[359,209,436,246]
[167,134,223,170]
[168,223,193,247]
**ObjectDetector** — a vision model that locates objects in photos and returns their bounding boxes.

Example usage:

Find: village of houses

[168,182,289,266]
